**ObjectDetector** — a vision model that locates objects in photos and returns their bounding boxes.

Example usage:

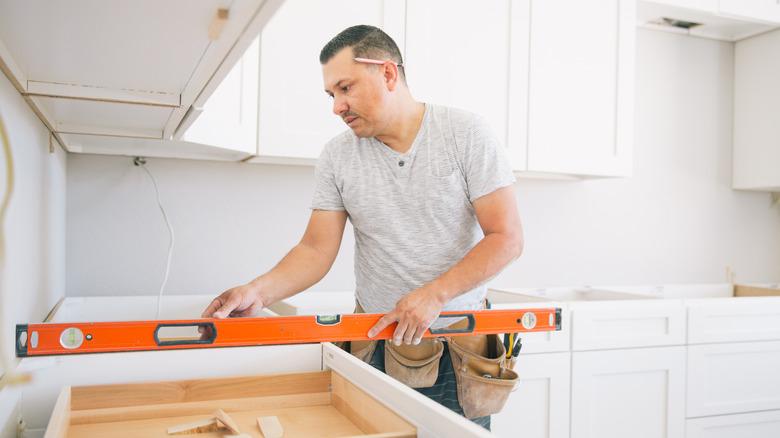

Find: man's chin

[350,127,372,138]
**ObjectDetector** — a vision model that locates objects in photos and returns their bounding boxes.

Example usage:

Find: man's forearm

[248,243,334,306]
[428,232,523,305]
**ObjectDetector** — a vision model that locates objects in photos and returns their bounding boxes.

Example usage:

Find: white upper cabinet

[638,1,780,41]
[251,0,405,163]
[525,0,635,177]
[0,0,282,160]
[179,37,260,155]
[733,28,780,192]
[405,0,522,170]
[719,0,780,25]
[251,0,635,178]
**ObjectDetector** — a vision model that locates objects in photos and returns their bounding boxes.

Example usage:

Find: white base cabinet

[15,296,491,438]
[571,346,686,438]
[493,352,571,438]
[687,340,780,417]
[687,410,780,438]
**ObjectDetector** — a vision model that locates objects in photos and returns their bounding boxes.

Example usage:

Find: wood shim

[214,409,241,434]
[167,417,219,435]
[208,8,229,40]
[257,416,284,438]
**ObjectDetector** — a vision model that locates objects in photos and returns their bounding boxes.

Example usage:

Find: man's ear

[384,62,399,92]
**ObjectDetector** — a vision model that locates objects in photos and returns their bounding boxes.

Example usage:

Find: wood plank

[257,415,283,438]
[71,393,331,425]
[68,405,365,438]
[214,409,240,434]
[25,80,180,107]
[0,37,27,92]
[208,8,229,40]
[341,433,416,438]
[166,417,219,435]
[21,96,69,152]
[735,284,780,297]
[71,371,331,411]
[331,372,415,435]
[43,386,71,438]
[55,122,162,139]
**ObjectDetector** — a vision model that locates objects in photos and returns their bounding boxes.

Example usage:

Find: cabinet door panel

[688,341,780,417]
[571,347,685,438]
[733,28,780,190]
[527,0,634,176]
[493,352,570,438]
[258,0,403,160]
[405,0,514,163]
[183,37,259,154]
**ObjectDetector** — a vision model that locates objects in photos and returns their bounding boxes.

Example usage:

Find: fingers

[402,321,416,345]
[368,311,433,346]
[393,321,410,346]
[368,313,397,338]
[232,302,261,318]
[212,293,242,319]
[411,324,429,345]
[201,296,225,318]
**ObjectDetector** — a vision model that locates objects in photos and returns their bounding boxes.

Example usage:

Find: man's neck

[375,99,425,154]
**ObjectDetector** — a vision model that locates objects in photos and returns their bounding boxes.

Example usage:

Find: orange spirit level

[15,308,561,357]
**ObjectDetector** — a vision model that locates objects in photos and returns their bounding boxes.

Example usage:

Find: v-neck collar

[373,103,429,160]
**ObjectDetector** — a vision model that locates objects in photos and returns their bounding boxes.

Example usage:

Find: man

[202,25,523,429]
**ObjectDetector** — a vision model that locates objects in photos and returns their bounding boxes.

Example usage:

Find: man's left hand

[367,287,445,345]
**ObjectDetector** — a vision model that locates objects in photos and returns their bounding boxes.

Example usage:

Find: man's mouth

[345,116,358,126]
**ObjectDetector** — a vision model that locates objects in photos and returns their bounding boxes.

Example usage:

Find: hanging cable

[134,157,175,319]
[0,109,30,389]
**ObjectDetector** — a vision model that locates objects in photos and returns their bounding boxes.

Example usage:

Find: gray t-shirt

[311,103,516,313]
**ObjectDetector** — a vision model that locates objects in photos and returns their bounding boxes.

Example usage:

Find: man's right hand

[201,282,265,319]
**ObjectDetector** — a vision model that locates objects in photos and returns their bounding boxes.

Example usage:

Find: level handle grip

[428,313,476,334]
[153,322,217,346]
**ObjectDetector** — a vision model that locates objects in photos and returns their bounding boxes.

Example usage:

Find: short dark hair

[320,25,405,82]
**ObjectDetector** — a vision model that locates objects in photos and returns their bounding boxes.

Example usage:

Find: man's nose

[333,96,348,116]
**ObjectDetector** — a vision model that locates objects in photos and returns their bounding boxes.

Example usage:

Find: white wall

[0,68,67,433]
[66,29,780,299]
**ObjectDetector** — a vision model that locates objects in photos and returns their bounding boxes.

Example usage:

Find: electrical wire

[136,159,175,319]
[0,108,29,388]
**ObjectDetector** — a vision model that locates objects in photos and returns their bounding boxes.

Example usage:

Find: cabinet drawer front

[687,410,780,438]
[687,341,780,417]
[688,298,780,343]
[572,303,686,350]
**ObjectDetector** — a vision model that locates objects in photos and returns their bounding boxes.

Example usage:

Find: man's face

[322,47,390,138]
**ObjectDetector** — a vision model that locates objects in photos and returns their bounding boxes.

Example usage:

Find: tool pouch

[384,338,444,388]
[349,339,378,363]
[447,334,519,419]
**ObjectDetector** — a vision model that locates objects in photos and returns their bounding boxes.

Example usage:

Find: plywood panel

[68,405,365,438]
[71,371,331,410]
[71,393,331,425]
[331,372,415,436]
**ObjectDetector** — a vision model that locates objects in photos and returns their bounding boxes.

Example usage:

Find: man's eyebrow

[325,79,349,94]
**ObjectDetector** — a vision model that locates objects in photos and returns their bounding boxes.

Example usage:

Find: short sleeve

[310,144,345,211]
[461,116,516,202]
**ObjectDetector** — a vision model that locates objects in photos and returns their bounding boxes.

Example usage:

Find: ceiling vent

[651,17,703,30]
